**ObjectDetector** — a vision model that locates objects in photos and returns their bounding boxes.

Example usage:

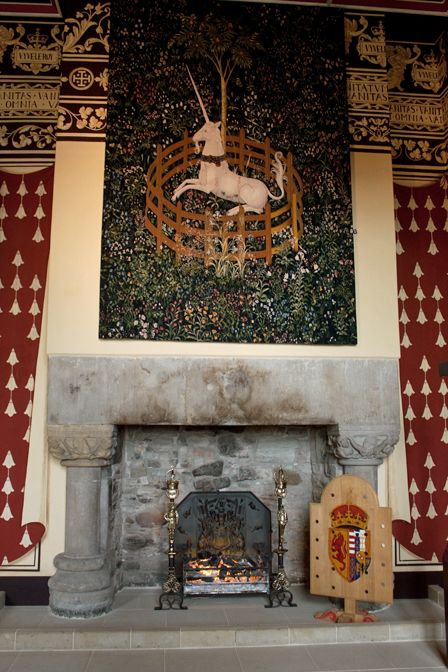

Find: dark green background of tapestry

[100,0,356,344]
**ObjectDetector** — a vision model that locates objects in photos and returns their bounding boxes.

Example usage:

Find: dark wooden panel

[394,570,443,599]
[0,577,49,605]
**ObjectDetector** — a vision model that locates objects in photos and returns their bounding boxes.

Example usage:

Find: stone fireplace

[46,356,400,617]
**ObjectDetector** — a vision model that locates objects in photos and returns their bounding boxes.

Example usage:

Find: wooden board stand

[310,474,393,622]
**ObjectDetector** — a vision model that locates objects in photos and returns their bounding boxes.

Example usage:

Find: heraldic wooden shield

[310,475,393,606]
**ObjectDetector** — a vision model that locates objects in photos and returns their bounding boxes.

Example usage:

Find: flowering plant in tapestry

[100,0,356,344]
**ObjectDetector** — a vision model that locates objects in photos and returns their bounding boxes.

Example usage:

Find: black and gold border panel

[0,1,61,18]
[386,23,447,182]
[56,1,109,142]
[0,18,62,167]
[345,12,391,154]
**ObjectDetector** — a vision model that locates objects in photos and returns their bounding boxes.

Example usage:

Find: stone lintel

[47,356,400,435]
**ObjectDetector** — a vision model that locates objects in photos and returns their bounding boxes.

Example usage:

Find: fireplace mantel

[47,355,400,617]
[47,355,400,431]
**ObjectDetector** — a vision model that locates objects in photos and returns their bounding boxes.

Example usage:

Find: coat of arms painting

[99,0,357,344]
[329,504,371,583]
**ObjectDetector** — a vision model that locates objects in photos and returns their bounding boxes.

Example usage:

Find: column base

[48,553,115,618]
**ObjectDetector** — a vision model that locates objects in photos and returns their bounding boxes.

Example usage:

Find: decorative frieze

[55,1,109,141]
[386,18,447,181]
[0,2,110,167]
[345,11,447,180]
[0,84,59,116]
[345,13,390,153]
[0,20,62,166]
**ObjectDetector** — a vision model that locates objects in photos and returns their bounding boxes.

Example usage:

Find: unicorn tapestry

[100,0,356,344]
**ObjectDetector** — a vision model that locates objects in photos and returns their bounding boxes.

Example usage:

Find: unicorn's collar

[201,154,226,166]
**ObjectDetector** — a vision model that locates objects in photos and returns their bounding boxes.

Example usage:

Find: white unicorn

[172,70,286,216]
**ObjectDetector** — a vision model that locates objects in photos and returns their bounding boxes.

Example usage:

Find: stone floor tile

[73,629,130,650]
[110,589,145,610]
[237,645,319,672]
[386,599,444,621]
[290,624,337,645]
[39,614,94,629]
[0,629,15,650]
[15,629,73,651]
[185,594,268,609]
[180,626,235,648]
[236,625,290,647]
[166,607,228,626]
[0,607,47,629]
[372,640,446,669]
[305,642,392,670]
[133,590,165,610]
[80,609,167,629]
[0,652,17,672]
[389,620,443,641]
[9,651,91,672]
[131,628,180,649]
[165,647,243,672]
[86,650,164,672]
[336,622,390,643]
[112,587,167,611]
[224,606,293,626]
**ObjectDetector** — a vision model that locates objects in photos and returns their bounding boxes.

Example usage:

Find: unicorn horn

[186,66,209,122]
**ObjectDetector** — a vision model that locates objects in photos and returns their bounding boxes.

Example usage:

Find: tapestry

[100,0,356,344]
[393,177,448,562]
[0,167,53,565]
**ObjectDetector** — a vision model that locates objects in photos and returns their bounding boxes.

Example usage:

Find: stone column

[327,425,398,491]
[47,424,117,618]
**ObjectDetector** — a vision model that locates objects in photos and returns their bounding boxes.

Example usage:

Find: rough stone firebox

[117,424,331,591]
[46,356,400,618]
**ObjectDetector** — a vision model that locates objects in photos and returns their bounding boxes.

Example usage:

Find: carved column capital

[48,424,117,466]
[327,425,399,466]
[326,425,399,491]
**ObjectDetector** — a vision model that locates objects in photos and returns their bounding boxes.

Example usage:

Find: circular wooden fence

[145,129,304,266]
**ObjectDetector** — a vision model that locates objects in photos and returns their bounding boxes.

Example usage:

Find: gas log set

[155,468,296,609]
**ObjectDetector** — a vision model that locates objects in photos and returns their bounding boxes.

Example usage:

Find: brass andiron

[155,467,187,610]
[266,467,297,608]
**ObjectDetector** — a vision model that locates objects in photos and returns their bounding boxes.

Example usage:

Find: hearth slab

[0,586,443,652]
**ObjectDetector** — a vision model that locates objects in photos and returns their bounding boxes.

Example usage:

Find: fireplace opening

[114,425,338,590]
[175,491,271,596]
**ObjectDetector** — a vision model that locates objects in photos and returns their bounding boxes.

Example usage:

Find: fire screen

[175,492,271,596]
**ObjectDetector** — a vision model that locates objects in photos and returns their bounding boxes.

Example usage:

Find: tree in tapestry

[100,0,356,344]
